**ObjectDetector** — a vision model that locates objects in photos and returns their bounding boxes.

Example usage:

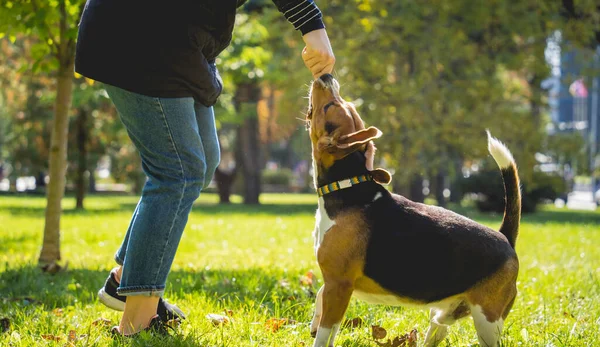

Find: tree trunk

[409,173,425,203]
[449,157,464,204]
[237,117,261,204]
[75,107,88,210]
[38,59,74,270]
[234,83,262,205]
[434,170,447,208]
[88,164,96,193]
[214,167,236,204]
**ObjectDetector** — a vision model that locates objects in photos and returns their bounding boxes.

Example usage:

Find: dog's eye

[325,121,337,134]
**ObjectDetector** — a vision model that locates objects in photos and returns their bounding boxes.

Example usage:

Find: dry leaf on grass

[224,309,234,317]
[91,318,112,327]
[66,329,77,346]
[371,325,387,340]
[41,334,61,342]
[265,318,297,332]
[299,270,315,287]
[343,317,364,330]
[52,308,63,316]
[206,313,230,326]
[374,328,418,347]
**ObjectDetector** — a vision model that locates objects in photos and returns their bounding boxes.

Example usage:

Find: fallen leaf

[206,313,230,326]
[66,329,77,345]
[0,317,10,333]
[300,270,314,287]
[372,325,387,340]
[224,309,234,317]
[374,328,418,347]
[343,317,364,330]
[408,329,419,347]
[91,318,112,327]
[265,318,296,332]
[41,334,61,341]
[52,308,64,316]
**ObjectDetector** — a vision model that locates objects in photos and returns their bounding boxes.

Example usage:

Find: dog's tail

[487,131,521,249]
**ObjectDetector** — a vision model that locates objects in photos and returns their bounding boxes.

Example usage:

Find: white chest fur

[313,197,335,256]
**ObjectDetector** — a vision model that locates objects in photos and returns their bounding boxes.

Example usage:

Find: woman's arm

[271,0,335,78]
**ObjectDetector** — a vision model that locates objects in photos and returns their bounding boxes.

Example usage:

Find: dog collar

[317,174,373,197]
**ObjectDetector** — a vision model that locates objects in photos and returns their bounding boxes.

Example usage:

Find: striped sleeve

[272,0,325,35]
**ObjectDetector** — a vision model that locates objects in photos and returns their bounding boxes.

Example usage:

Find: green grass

[1,194,599,346]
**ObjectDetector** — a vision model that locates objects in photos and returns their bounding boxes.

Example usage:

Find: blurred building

[545,44,600,180]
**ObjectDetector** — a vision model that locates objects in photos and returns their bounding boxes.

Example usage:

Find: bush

[262,168,294,186]
[460,170,568,213]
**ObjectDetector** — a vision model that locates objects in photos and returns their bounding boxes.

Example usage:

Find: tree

[217,10,273,204]
[67,81,113,209]
[1,0,85,271]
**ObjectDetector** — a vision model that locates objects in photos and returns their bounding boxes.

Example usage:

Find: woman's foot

[98,267,186,321]
[111,314,169,337]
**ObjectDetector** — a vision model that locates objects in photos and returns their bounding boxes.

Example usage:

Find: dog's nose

[318,73,334,85]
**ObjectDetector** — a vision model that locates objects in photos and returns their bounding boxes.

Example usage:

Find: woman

[75,0,335,336]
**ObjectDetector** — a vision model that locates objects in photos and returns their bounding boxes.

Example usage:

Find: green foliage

[545,131,588,174]
[0,0,85,71]
[262,167,293,186]
[461,168,568,213]
[1,195,600,345]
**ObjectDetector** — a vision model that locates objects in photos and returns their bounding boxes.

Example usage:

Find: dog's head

[306,74,391,187]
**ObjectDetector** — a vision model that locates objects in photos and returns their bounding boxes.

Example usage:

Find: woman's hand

[302,29,335,79]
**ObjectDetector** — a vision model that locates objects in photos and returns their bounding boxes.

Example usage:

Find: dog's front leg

[310,285,324,337]
[313,281,353,347]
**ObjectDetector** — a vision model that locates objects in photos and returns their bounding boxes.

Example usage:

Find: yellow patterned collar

[317,174,373,197]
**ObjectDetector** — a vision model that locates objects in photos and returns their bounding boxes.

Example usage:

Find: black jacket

[75,0,324,106]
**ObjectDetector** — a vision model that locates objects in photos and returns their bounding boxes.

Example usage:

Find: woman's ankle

[119,296,160,335]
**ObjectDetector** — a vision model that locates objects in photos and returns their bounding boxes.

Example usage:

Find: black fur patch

[362,193,516,303]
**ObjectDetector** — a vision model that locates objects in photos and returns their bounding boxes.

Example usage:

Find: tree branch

[30,0,60,57]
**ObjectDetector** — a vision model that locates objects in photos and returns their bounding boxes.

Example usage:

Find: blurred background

[0,0,599,213]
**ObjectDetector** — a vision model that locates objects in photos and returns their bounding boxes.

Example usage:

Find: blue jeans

[105,85,220,297]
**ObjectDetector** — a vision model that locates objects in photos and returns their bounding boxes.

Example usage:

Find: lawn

[1,194,599,346]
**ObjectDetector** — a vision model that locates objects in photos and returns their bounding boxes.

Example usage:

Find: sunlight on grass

[1,194,599,346]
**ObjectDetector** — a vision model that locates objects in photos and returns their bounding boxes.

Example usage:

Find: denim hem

[117,286,164,297]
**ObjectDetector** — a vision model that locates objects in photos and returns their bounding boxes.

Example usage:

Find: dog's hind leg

[423,301,470,347]
[310,285,324,337]
[313,281,353,347]
[471,305,504,347]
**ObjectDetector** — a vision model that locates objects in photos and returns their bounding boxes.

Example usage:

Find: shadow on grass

[0,265,323,346]
[4,200,317,218]
[4,195,598,224]
[448,203,600,226]
[0,265,317,312]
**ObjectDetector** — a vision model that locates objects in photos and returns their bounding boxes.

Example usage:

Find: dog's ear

[346,103,366,131]
[336,126,382,149]
[369,168,392,185]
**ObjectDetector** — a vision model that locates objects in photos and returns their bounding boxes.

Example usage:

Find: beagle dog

[306,74,521,347]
